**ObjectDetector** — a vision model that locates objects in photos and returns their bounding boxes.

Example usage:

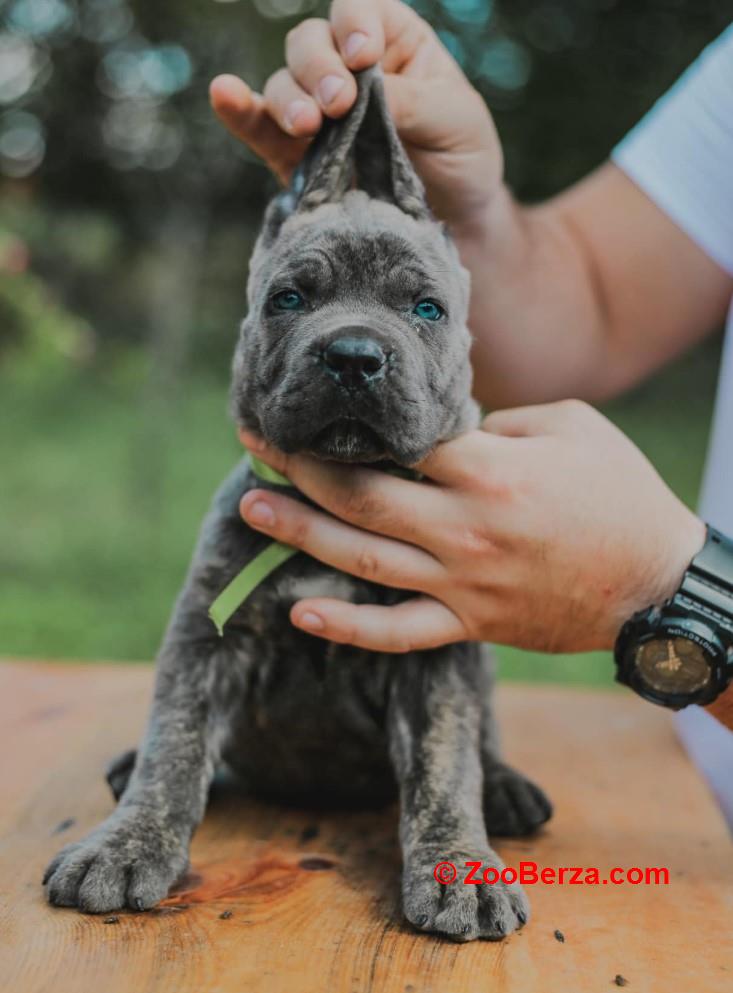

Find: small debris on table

[614,976,629,987]
[553,929,565,943]
[103,916,119,925]
[219,910,233,920]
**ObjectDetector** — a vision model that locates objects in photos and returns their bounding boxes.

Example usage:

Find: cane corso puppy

[44,67,551,941]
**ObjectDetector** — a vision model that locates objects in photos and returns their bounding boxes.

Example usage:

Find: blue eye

[413,299,444,321]
[272,289,305,311]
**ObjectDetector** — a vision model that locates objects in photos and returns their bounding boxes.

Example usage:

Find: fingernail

[246,500,275,527]
[298,611,325,632]
[317,74,345,107]
[284,99,309,132]
[344,31,368,61]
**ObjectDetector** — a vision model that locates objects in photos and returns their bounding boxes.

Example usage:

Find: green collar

[208,453,297,636]
[208,450,420,635]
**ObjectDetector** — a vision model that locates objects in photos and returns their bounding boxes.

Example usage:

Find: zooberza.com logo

[433,861,670,886]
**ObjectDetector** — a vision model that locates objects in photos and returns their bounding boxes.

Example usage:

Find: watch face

[634,637,712,696]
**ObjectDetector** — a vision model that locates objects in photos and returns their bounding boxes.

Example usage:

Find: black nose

[322,336,387,387]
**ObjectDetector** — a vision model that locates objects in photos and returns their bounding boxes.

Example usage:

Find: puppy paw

[105,748,137,802]
[43,811,188,913]
[402,847,529,942]
[483,762,552,837]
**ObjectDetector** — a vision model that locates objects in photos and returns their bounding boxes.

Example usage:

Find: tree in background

[0,0,728,373]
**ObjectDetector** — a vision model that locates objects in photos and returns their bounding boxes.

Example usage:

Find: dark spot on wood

[614,976,629,987]
[299,857,334,871]
[300,824,319,843]
[554,929,565,943]
[219,909,233,919]
[103,916,119,924]
[52,817,76,835]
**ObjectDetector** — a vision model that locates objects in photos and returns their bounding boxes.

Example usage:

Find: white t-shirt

[612,23,733,827]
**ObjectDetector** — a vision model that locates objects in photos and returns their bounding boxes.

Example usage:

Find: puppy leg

[106,748,136,802]
[388,646,529,942]
[44,638,219,914]
[477,646,553,837]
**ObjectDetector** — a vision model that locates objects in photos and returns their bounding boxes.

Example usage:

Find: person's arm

[210,0,732,409]
[456,166,732,407]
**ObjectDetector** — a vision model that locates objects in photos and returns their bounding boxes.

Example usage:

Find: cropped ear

[261,66,429,243]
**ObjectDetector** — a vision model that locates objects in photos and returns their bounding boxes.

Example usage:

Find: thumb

[383,74,496,155]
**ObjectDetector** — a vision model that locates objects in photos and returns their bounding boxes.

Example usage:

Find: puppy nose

[322,336,387,387]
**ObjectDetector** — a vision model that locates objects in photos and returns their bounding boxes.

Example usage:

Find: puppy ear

[262,65,428,242]
[348,66,429,219]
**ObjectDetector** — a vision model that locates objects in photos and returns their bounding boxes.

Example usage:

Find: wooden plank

[0,660,731,993]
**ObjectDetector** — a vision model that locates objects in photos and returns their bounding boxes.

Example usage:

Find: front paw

[44,811,188,913]
[402,848,529,942]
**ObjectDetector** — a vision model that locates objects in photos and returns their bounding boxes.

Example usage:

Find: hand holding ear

[210,0,502,226]
[238,401,705,655]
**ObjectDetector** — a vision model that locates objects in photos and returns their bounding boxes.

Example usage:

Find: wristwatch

[614,526,733,709]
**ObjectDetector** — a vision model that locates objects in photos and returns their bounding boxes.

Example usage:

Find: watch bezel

[615,611,728,709]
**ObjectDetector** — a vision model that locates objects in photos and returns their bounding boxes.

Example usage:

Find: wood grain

[0,661,731,993]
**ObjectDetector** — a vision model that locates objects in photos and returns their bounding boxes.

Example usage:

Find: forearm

[451,165,732,410]
[452,186,609,409]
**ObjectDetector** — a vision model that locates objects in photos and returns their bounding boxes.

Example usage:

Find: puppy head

[232,66,478,466]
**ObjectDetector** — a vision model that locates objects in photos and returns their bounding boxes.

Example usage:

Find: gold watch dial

[635,637,711,695]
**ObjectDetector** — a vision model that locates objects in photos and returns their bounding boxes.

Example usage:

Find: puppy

[44,67,551,941]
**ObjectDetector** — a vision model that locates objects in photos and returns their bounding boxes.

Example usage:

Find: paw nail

[246,500,275,527]
[134,898,144,912]
[317,74,345,107]
[284,99,309,133]
[415,914,428,927]
[344,31,368,60]
[517,911,527,925]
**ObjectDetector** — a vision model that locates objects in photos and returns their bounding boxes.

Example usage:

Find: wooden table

[0,661,731,993]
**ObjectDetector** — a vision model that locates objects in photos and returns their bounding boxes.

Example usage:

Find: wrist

[602,508,706,651]
[651,509,707,605]
[447,183,519,249]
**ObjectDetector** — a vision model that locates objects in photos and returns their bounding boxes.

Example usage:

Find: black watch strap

[676,527,733,638]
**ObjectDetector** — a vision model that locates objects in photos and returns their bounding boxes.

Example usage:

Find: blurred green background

[0,0,728,683]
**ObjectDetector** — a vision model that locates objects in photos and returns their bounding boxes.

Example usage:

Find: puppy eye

[413,299,444,321]
[271,289,305,311]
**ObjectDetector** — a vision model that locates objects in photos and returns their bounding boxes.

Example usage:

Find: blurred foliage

[0,0,729,671]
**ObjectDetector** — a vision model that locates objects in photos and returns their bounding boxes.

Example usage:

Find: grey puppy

[44,67,551,941]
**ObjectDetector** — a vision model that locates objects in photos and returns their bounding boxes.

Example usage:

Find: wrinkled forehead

[266,198,464,297]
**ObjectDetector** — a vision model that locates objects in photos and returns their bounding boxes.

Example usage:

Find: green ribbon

[208,451,298,636]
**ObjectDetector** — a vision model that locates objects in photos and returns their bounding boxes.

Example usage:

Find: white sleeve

[612,23,733,276]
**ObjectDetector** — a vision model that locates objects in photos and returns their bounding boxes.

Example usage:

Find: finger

[240,489,444,592]
[239,430,448,548]
[329,0,386,69]
[414,430,505,486]
[482,400,594,438]
[286,17,357,115]
[209,74,307,182]
[262,68,323,137]
[290,595,467,652]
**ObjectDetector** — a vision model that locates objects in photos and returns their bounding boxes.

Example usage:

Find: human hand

[209,0,502,226]
[239,401,706,654]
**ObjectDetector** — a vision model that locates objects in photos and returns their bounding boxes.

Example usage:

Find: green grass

[0,336,720,684]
